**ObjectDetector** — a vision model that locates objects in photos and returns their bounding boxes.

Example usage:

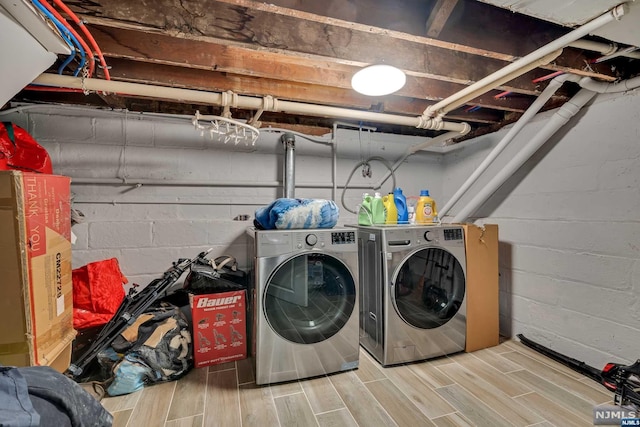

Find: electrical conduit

[451,88,597,223]
[438,73,580,218]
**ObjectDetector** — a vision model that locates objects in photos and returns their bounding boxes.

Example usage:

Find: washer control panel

[443,228,463,241]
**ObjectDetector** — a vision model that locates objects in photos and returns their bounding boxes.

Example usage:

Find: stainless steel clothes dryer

[356,225,466,366]
[247,228,359,385]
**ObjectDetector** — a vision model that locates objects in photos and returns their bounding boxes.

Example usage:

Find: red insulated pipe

[52,0,111,80]
[24,85,86,93]
[37,0,95,77]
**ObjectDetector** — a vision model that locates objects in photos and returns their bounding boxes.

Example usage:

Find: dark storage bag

[184,256,247,294]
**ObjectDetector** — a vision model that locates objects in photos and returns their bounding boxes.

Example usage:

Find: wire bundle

[27,0,109,83]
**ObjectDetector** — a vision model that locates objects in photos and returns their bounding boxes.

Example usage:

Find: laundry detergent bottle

[415,190,437,224]
[394,187,408,224]
[358,193,373,225]
[371,192,386,225]
[382,192,398,225]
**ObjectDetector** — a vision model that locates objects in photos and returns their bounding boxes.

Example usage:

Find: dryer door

[264,252,356,344]
[392,247,465,329]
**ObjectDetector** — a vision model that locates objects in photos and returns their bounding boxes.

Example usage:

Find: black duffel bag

[184,255,248,294]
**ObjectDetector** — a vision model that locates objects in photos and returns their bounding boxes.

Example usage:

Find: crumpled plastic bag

[254,198,339,230]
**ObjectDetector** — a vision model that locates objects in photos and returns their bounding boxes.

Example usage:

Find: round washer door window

[264,253,356,344]
[392,247,465,329]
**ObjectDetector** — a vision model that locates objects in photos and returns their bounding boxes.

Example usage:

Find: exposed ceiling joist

[7,0,640,141]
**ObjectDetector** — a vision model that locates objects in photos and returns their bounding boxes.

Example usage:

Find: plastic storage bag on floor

[99,303,192,396]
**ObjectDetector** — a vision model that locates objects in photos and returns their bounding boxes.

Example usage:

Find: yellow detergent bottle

[382,192,398,225]
[415,190,437,224]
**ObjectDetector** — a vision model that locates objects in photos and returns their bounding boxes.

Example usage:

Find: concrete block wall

[2,105,443,288]
[442,88,640,367]
[10,89,637,369]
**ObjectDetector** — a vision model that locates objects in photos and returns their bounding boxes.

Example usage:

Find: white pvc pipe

[569,40,640,60]
[32,73,470,133]
[438,73,580,218]
[578,75,640,93]
[436,50,562,115]
[70,177,371,189]
[408,130,470,154]
[451,88,597,223]
[424,3,627,118]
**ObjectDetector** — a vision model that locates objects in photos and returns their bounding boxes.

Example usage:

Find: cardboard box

[462,223,500,352]
[190,290,247,368]
[0,171,75,371]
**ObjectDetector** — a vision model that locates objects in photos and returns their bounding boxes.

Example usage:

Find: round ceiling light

[351,64,407,96]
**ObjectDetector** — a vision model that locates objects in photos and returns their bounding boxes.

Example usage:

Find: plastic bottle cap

[420,190,430,196]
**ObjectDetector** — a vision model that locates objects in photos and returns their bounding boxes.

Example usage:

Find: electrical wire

[340,156,396,214]
[31,0,84,76]
[30,0,75,73]
[37,0,95,77]
[52,0,111,80]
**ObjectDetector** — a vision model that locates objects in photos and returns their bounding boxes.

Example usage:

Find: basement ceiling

[6,0,640,141]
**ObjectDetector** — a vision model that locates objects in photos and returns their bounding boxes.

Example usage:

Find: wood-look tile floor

[102,339,613,427]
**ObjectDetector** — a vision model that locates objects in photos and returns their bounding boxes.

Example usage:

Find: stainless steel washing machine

[356,225,466,366]
[247,227,359,385]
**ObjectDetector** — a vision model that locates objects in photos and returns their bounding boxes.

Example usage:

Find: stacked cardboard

[0,171,75,371]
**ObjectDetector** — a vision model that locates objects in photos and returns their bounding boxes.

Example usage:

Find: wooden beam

[426,0,460,38]
[91,23,575,105]
[103,57,551,117]
[71,0,617,83]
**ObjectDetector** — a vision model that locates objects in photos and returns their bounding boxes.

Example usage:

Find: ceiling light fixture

[351,64,406,96]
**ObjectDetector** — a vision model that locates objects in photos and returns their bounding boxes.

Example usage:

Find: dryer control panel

[331,231,356,245]
[254,229,357,257]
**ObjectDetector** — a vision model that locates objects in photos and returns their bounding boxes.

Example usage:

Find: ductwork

[281,133,296,198]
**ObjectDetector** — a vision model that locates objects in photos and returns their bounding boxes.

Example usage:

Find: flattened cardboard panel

[0,171,73,369]
[463,224,500,352]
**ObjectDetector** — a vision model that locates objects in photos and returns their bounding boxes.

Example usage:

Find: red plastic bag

[0,122,53,174]
[72,258,128,329]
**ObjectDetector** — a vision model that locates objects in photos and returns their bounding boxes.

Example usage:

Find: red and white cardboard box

[189,290,247,368]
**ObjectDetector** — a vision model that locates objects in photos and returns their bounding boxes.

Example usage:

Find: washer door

[392,247,465,329]
[264,252,356,344]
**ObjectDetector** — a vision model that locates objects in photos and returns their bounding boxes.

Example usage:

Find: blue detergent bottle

[394,187,408,224]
